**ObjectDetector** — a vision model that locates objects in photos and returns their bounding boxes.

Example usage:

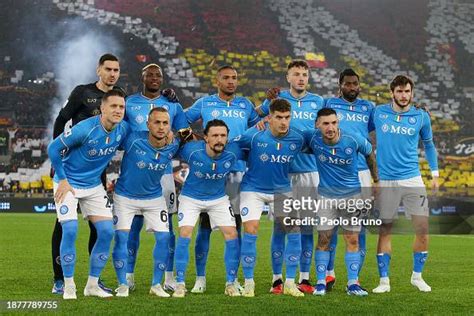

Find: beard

[342,90,359,102]
[211,143,225,153]
[394,96,411,108]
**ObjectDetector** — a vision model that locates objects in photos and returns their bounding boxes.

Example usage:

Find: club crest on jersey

[239,102,246,109]
[408,117,417,125]
[137,161,146,169]
[116,134,122,142]
[289,143,297,151]
[345,147,353,155]
[211,109,220,118]
[318,154,327,162]
[310,102,317,109]
[259,153,269,162]
[224,161,231,169]
[194,171,204,178]
[361,105,368,112]
[88,149,97,157]
[135,115,145,124]
[382,124,390,133]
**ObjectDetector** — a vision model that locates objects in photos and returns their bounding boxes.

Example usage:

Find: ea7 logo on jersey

[193,161,204,167]
[381,124,415,135]
[293,110,316,120]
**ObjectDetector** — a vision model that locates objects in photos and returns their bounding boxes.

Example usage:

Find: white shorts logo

[59,205,69,215]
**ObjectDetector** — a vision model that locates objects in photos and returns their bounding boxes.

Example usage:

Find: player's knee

[61,221,78,241]
[317,232,331,250]
[344,235,358,252]
[96,221,114,241]
[222,227,238,240]
[179,226,194,238]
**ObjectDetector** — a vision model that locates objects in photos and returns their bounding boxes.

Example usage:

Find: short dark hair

[217,65,237,74]
[390,75,414,92]
[269,99,291,113]
[317,108,337,119]
[339,68,360,85]
[203,119,229,136]
[287,59,309,71]
[102,89,125,103]
[148,107,169,117]
[98,53,119,66]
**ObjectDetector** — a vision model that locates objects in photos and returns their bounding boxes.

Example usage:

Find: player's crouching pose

[47,90,129,300]
[304,108,378,296]
[112,107,180,298]
[372,75,439,294]
[238,99,306,297]
[173,120,242,298]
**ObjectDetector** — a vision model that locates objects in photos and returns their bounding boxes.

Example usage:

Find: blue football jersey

[374,104,435,180]
[238,126,305,194]
[178,140,242,200]
[124,93,188,132]
[185,94,260,172]
[125,92,188,175]
[324,97,375,171]
[50,116,129,188]
[260,90,324,173]
[304,128,372,198]
[114,131,180,200]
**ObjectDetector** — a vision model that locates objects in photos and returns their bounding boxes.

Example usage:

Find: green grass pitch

[0,213,472,314]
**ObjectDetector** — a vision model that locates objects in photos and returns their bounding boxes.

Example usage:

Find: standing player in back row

[185,65,260,293]
[323,68,376,290]
[372,75,439,293]
[123,63,190,291]
[50,53,121,295]
[257,60,324,294]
